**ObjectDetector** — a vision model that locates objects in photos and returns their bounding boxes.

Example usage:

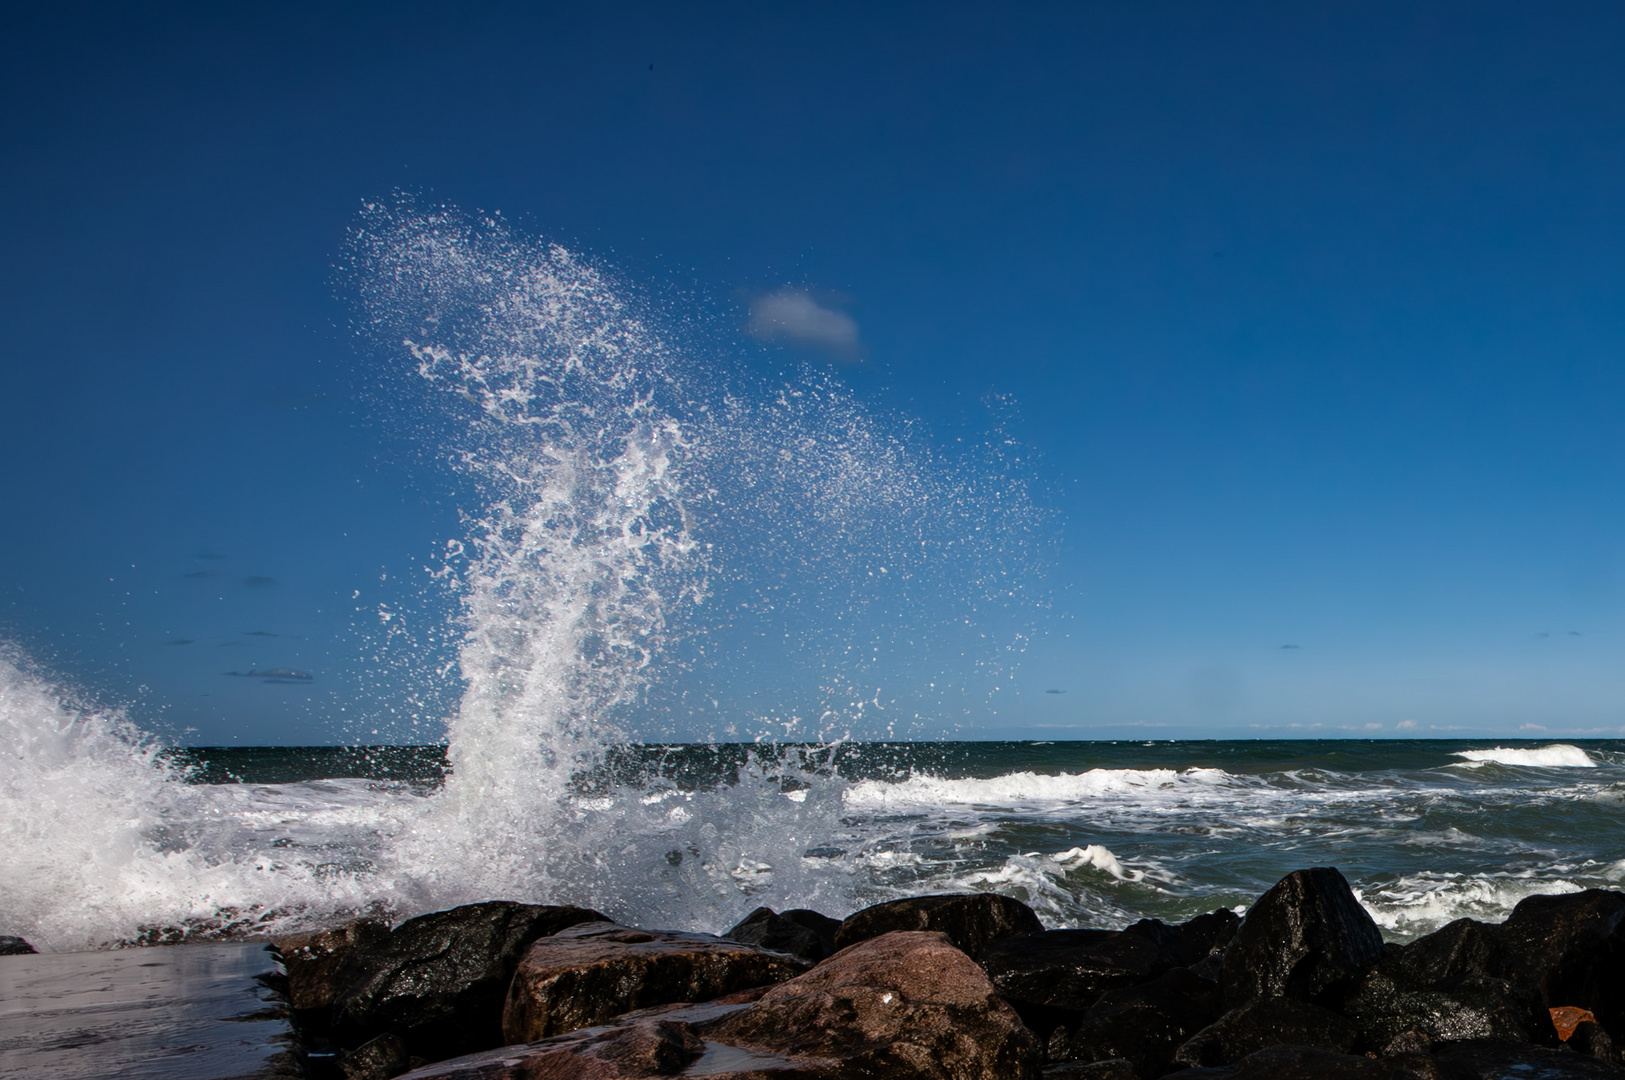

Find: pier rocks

[400,930,1039,1080]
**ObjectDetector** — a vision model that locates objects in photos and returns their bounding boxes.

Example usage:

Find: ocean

[4,718,1622,952]
[3,204,1618,956]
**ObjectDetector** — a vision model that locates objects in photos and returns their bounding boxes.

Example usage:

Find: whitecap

[1451,744,1595,768]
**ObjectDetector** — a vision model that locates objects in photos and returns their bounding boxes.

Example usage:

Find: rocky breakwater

[270,874,1625,1080]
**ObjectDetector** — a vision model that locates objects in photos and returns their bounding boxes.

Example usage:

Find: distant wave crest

[842,766,1236,811]
[1451,744,1595,769]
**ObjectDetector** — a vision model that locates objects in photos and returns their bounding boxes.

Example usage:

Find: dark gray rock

[1162,1044,1447,1080]
[0,935,36,954]
[330,900,608,1062]
[722,905,840,962]
[981,928,1175,1023]
[1497,890,1625,1040]
[500,920,812,1041]
[1433,1037,1625,1078]
[832,891,1044,957]
[1221,867,1385,1008]
[1344,966,1545,1047]
[1125,909,1242,969]
[341,1032,412,1080]
[1341,892,1625,1049]
[1173,997,1359,1068]
[1049,966,1223,1078]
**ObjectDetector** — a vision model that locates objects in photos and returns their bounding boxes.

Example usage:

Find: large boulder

[500,921,811,1042]
[330,901,608,1061]
[1221,868,1384,1009]
[833,892,1043,956]
[1048,966,1223,1078]
[395,930,1040,1079]
[1495,890,1625,1040]
[722,906,841,962]
[274,917,391,1013]
[1341,891,1625,1048]
[1171,997,1359,1068]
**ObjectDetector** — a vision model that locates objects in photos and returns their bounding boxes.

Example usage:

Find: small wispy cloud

[746,288,861,359]
[1396,720,1417,730]
[243,575,278,588]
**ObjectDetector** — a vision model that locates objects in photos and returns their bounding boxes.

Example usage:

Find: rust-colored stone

[500,921,809,1042]
[402,930,1039,1079]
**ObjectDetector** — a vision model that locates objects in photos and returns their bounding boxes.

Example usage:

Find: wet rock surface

[1221,867,1385,1009]
[331,900,609,1061]
[1049,966,1223,1078]
[0,934,36,954]
[275,916,391,1012]
[500,920,811,1041]
[399,930,1039,1079]
[980,926,1176,1036]
[340,1032,413,1080]
[1494,891,1625,1037]
[832,891,1043,956]
[1172,996,1359,1068]
[722,905,840,962]
[0,941,304,1079]
[1344,964,1545,1046]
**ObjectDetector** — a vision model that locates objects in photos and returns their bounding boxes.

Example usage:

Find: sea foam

[1451,744,1595,768]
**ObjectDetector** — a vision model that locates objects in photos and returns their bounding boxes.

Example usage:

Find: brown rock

[832,892,1043,956]
[331,901,610,1061]
[402,930,1039,1079]
[501,921,811,1042]
[341,1032,412,1080]
[274,917,390,1012]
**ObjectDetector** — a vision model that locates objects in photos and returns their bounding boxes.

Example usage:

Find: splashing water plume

[352,205,705,902]
[1,199,1050,949]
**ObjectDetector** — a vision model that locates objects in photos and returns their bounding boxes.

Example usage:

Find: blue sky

[3,2,1624,744]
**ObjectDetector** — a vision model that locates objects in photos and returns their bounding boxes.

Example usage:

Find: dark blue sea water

[34,737,1595,952]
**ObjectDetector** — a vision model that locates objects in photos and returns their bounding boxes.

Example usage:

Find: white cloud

[1519,723,1548,731]
[746,288,861,357]
[1396,720,1417,730]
